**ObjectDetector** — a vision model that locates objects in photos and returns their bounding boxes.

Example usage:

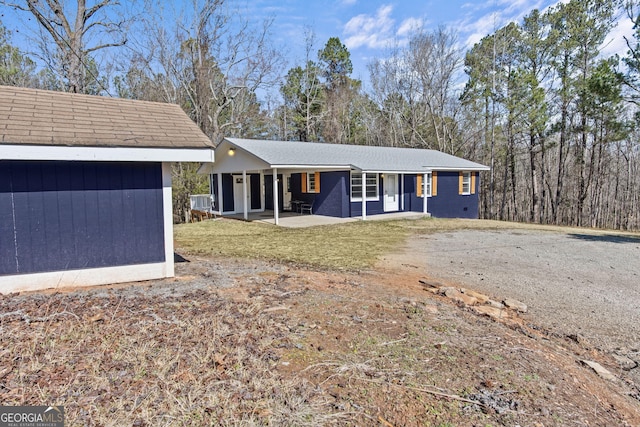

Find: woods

[2,0,639,229]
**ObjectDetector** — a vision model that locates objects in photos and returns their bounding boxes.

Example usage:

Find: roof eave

[1,144,215,163]
[270,164,353,170]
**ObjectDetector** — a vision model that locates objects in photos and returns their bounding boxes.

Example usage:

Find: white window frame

[350,172,380,202]
[307,172,317,193]
[461,172,471,195]
[418,173,433,198]
[425,172,432,197]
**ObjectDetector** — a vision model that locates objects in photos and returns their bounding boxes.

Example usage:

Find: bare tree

[139,0,285,144]
[4,0,128,93]
[409,26,463,153]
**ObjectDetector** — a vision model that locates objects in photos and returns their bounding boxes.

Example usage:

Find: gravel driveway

[400,228,640,354]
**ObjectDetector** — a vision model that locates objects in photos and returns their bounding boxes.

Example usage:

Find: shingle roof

[225,138,489,172]
[0,85,213,149]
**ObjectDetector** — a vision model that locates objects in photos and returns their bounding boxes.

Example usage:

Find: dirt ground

[1,227,640,426]
[380,228,640,385]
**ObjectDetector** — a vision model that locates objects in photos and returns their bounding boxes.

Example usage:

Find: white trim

[383,173,400,212]
[242,170,248,220]
[461,171,472,195]
[0,263,170,294]
[273,167,279,226]
[350,171,380,202]
[361,172,367,221]
[216,172,223,215]
[162,163,175,277]
[271,165,352,170]
[306,172,318,193]
[400,174,405,211]
[422,173,428,214]
[260,172,266,211]
[1,144,215,163]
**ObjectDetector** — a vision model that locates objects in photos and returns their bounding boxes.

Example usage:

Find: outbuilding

[0,86,214,293]
[200,138,489,225]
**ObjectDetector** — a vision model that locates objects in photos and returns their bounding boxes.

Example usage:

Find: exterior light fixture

[228,147,236,156]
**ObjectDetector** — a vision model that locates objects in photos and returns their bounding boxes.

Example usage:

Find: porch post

[273,168,279,226]
[217,172,223,214]
[361,172,367,221]
[422,173,428,214]
[242,170,248,220]
[400,174,405,211]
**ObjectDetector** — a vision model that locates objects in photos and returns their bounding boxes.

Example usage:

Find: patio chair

[300,203,313,214]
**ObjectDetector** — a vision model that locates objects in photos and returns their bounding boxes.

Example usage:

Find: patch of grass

[175,218,411,270]
[176,217,640,271]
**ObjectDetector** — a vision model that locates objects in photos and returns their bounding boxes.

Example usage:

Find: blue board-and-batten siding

[0,161,165,276]
[406,171,480,219]
[298,171,480,219]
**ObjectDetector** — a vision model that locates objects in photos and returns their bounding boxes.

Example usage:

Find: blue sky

[1,0,632,93]
[247,0,633,84]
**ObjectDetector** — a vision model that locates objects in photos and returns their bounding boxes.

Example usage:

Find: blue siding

[407,171,480,219]
[290,173,315,207]
[313,171,349,217]
[250,174,261,210]
[0,161,165,276]
[211,174,219,211]
[402,174,414,213]
[222,174,234,212]
[265,174,284,210]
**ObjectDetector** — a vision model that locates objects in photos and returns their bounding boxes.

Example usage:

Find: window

[351,173,379,201]
[460,172,472,195]
[307,172,317,193]
[417,172,437,197]
[301,172,320,193]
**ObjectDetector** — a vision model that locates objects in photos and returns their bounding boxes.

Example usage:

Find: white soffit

[1,144,215,163]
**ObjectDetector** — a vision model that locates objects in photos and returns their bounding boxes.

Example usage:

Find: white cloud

[452,0,551,50]
[601,13,634,59]
[340,0,358,5]
[397,17,424,37]
[344,4,396,49]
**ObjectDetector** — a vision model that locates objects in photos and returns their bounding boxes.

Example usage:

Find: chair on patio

[300,203,313,214]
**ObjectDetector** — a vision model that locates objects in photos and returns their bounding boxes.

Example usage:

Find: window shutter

[301,173,307,193]
[417,175,423,197]
[471,172,476,195]
[458,172,464,194]
[314,171,321,193]
[432,172,438,196]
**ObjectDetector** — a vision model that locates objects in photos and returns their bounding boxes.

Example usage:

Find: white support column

[242,170,248,220]
[273,168,279,225]
[422,173,428,215]
[400,174,405,211]
[361,172,367,221]
[161,163,175,277]
[217,173,223,214]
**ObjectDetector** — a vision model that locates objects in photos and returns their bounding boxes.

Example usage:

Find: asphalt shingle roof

[226,138,489,172]
[0,85,213,149]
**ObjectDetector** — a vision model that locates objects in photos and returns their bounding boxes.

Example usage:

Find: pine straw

[0,290,339,426]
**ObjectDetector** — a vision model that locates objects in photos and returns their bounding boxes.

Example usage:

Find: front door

[283,173,292,210]
[233,175,251,213]
[383,174,399,212]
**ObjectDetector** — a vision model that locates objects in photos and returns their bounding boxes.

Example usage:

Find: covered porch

[199,138,435,226]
